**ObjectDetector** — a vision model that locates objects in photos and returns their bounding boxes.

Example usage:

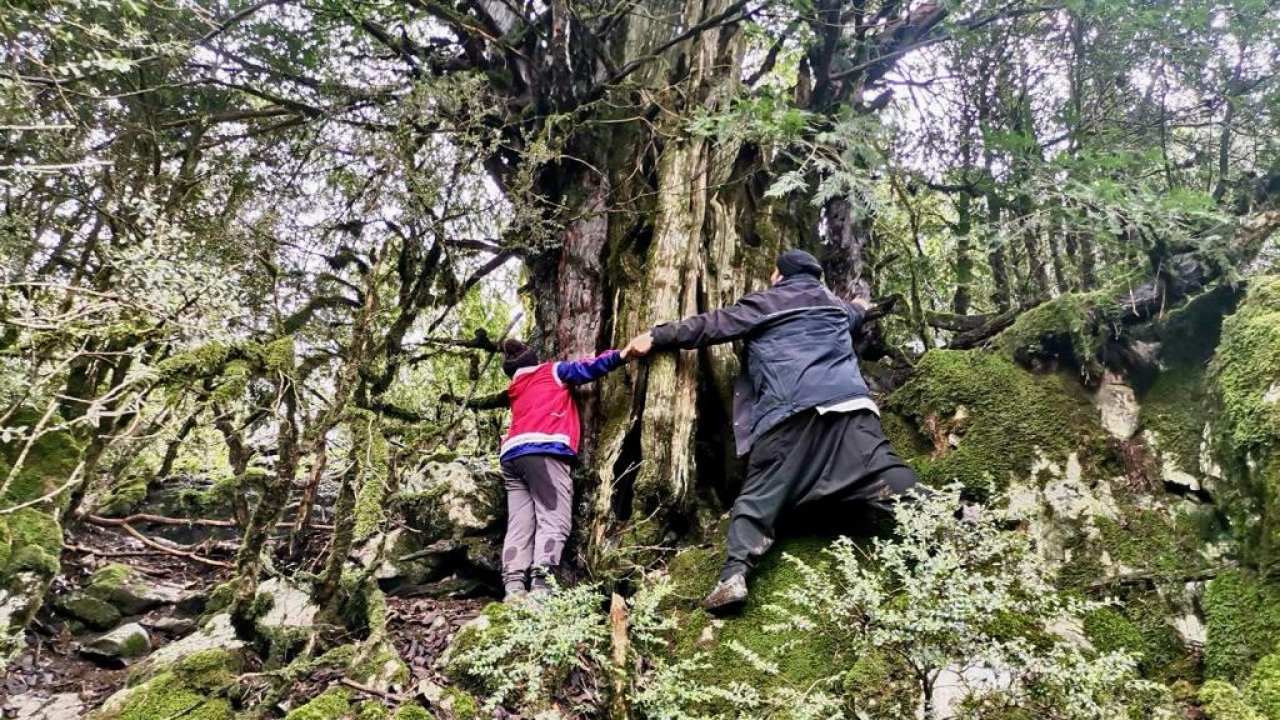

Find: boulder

[394,460,503,538]
[257,577,319,630]
[1097,370,1141,440]
[83,563,195,616]
[90,648,241,720]
[142,615,198,636]
[54,593,121,630]
[3,693,86,720]
[80,622,151,662]
[138,613,244,677]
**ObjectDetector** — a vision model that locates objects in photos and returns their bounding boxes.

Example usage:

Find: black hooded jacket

[649,275,870,456]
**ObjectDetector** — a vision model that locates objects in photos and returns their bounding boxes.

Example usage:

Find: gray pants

[500,454,573,587]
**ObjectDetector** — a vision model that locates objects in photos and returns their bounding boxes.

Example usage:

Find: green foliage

[1199,681,1265,720]
[444,585,608,712]
[885,350,1108,495]
[1246,653,1280,719]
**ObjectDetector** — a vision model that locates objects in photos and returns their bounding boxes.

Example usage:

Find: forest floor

[0,522,489,719]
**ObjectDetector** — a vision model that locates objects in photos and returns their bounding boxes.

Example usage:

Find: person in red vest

[498,338,629,601]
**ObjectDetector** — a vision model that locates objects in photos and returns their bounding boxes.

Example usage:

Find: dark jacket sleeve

[649,291,771,350]
[842,300,866,331]
[555,350,625,386]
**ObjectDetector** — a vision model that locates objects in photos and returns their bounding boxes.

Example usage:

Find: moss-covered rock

[96,478,148,517]
[1204,570,1280,682]
[0,411,81,649]
[1209,276,1280,573]
[284,688,352,720]
[92,648,242,720]
[391,705,435,720]
[885,350,1110,496]
[1082,606,1145,656]
[55,593,122,630]
[996,290,1122,381]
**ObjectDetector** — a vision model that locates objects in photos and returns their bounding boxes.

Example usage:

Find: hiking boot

[702,574,748,614]
[503,581,528,604]
[530,566,556,593]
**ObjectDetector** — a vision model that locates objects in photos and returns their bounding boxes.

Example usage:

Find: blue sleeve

[555,350,624,386]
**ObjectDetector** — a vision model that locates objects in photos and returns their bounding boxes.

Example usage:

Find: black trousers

[721,409,921,580]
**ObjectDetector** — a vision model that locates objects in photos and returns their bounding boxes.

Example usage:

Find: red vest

[501,363,580,458]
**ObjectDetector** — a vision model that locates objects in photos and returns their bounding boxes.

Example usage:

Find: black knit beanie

[776,249,823,279]
[502,338,539,378]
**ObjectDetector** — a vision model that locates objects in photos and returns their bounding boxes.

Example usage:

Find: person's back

[736,273,871,455]
[623,249,921,613]
[497,339,628,601]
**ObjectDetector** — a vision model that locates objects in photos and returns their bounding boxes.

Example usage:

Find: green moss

[204,580,239,617]
[55,594,121,630]
[1095,507,1204,577]
[157,343,233,379]
[1140,364,1211,473]
[92,671,235,720]
[356,702,390,720]
[1212,276,1280,452]
[0,408,85,505]
[284,688,352,720]
[1199,680,1264,720]
[997,290,1120,380]
[840,648,915,717]
[119,630,151,658]
[251,337,296,375]
[90,563,132,590]
[1083,606,1145,655]
[885,350,1108,496]
[0,508,62,582]
[175,649,242,691]
[878,410,932,460]
[1125,591,1198,683]
[440,688,478,720]
[1205,570,1280,682]
[1210,277,1280,573]
[1246,653,1280,719]
[391,705,435,720]
[662,535,844,713]
[98,478,148,517]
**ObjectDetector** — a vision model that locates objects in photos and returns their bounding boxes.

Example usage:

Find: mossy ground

[662,534,848,712]
[885,350,1110,497]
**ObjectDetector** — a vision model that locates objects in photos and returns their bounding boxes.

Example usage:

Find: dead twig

[82,512,333,531]
[339,677,402,702]
[83,515,232,568]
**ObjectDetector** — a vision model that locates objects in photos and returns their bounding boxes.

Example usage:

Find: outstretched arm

[843,297,872,331]
[555,350,626,386]
[646,292,772,351]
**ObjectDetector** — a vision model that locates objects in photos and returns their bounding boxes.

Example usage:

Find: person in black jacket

[623,249,923,613]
